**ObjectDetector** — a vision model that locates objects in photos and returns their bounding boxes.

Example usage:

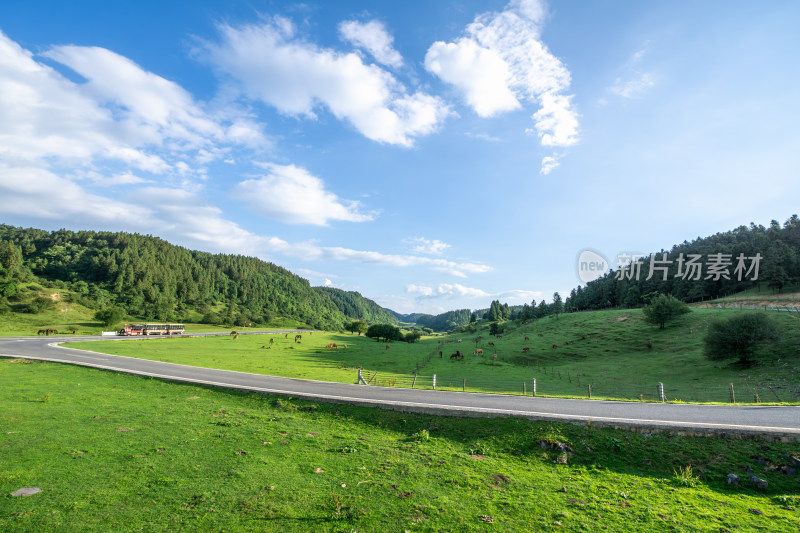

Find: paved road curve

[1,334,798,440]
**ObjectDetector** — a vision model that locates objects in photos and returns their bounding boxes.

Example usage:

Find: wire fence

[357,369,800,404]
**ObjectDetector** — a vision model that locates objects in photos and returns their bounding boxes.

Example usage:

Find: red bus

[118,323,185,336]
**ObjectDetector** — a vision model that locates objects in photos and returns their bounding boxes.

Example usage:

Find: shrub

[642,294,690,329]
[704,312,780,367]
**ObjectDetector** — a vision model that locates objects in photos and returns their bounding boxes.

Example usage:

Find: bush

[704,312,780,367]
[20,296,55,314]
[642,294,690,329]
[94,307,125,327]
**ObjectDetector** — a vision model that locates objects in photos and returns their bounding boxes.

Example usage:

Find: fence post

[753,392,760,403]
[729,383,735,403]
[523,382,526,396]
[357,369,367,385]
[433,374,436,390]
[463,378,466,392]
[657,382,665,402]
[587,384,592,399]
[532,378,536,397]
[411,373,417,389]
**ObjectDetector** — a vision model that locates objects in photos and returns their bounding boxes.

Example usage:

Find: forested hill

[0,225,397,330]
[313,287,398,325]
[562,216,800,313]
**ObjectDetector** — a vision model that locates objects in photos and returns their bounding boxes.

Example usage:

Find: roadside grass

[1,359,798,532]
[68,307,800,404]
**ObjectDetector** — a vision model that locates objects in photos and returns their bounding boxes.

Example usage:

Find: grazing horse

[564,341,569,346]
[269,338,274,345]
[230,331,239,339]
[523,347,530,352]
[37,329,46,335]
[552,344,557,349]
[326,343,338,348]
[295,334,302,343]
[450,351,464,360]
[524,336,530,341]
[385,345,390,350]
[474,349,483,355]
[488,342,494,347]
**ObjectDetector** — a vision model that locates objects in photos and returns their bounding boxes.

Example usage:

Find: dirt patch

[616,315,630,322]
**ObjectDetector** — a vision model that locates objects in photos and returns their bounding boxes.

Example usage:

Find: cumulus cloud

[424,0,578,171]
[339,20,403,68]
[234,163,374,226]
[425,38,520,116]
[540,155,560,175]
[0,30,265,178]
[43,45,225,149]
[406,237,451,255]
[202,17,449,146]
[407,283,541,305]
[408,283,490,300]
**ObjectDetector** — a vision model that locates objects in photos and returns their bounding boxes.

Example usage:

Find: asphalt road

[1,334,798,440]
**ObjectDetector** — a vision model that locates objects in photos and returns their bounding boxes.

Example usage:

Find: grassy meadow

[68,307,800,403]
[1,358,799,532]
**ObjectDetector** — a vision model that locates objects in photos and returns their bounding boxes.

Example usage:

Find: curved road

[1,334,798,441]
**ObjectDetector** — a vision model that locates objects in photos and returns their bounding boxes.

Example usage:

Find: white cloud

[407,237,451,255]
[0,164,152,225]
[406,283,541,306]
[424,0,579,170]
[609,72,656,98]
[425,38,520,117]
[408,283,489,299]
[234,163,374,226]
[43,45,225,149]
[339,19,403,68]
[202,18,449,146]
[407,284,434,296]
[540,155,560,175]
[0,30,265,179]
[607,43,657,99]
[465,132,503,142]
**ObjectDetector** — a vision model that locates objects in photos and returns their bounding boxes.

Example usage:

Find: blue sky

[1,0,799,314]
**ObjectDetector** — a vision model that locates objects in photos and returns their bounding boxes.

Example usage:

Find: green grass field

[2,358,798,532]
[67,307,800,403]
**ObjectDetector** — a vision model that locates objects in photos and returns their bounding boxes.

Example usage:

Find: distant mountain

[313,286,398,325]
[388,309,473,331]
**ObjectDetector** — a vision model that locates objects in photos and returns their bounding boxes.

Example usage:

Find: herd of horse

[36,329,76,335]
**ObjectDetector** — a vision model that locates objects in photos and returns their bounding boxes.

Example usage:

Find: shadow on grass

[140,373,800,498]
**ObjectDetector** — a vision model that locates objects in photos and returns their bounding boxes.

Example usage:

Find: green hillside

[0,225,397,331]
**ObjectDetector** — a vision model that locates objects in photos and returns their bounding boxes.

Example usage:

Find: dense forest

[0,225,398,330]
[561,217,800,313]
